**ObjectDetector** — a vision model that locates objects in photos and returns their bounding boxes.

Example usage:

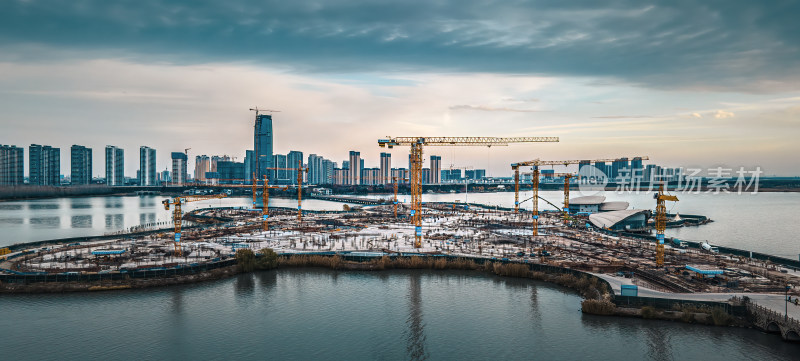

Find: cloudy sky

[1,0,798,177]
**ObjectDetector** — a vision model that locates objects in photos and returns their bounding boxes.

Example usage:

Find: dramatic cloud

[0,0,798,92]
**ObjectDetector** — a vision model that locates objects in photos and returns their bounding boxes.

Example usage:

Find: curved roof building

[589,209,649,230]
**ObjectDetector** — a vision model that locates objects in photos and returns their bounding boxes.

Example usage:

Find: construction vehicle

[379,136,559,248]
[655,183,679,267]
[162,194,227,256]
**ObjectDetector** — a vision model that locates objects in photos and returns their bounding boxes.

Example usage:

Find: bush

[680,311,695,323]
[235,249,256,272]
[641,306,657,319]
[581,299,616,315]
[257,248,278,270]
[711,308,732,326]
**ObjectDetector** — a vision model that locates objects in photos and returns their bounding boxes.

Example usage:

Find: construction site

[2,136,798,299]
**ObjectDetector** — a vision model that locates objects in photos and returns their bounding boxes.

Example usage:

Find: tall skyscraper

[171,152,188,185]
[0,144,24,185]
[349,151,361,185]
[429,155,441,184]
[254,114,273,179]
[70,145,92,185]
[194,155,210,181]
[244,150,254,180]
[380,152,391,184]
[287,151,304,185]
[105,145,124,186]
[139,146,156,186]
[29,144,60,186]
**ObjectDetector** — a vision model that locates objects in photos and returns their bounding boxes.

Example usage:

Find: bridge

[745,298,800,341]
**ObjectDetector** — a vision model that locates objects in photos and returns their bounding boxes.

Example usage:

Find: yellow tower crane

[392,176,408,218]
[512,157,648,249]
[266,159,308,223]
[511,156,649,213]
[162,194,227,256]
[379,136,559,248]
[655,183,678,267]
[193,177,287,231]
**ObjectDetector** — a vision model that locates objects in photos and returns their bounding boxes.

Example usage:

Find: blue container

[621,285,638,297]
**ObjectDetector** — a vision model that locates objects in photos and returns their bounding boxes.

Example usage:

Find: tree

[257,248,278,270]
[235,249,256,272]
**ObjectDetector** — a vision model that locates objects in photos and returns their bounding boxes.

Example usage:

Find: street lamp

[787,284,792,322]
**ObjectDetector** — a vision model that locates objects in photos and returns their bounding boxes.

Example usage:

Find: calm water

[372,191,800,259]
[0,269,796,360]
[0,195,356,247]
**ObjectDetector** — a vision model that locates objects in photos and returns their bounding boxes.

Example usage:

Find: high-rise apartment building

[139,146,156,186]
[0,145,24,185]
[308,154,329,185]
[349,151,361,185]
[429,155,441,184]
[323,159,334,184]
[194,155,210,181]
[244,150,254,180]
[70,145,92,185]
[105,145,124,186]
[611,157,629,180]
[379,152,391,184]
[630,157,644,178]
[361,168,380,185]
[29,144,60,186]
[254,114,273,179]
[273,154,288,181]
[171,152,188,185]
[287,151,304,185]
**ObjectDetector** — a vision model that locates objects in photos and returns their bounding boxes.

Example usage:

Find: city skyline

[0,1,798,176]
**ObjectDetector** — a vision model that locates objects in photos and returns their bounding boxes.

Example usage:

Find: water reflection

[105,214,125,229]
[405,274,428,361]
[29,203,59,210]
[71,215,92,228]
[139,197,156,208]
[256,270,278,290]
[30,216,60,227]
[69,198,92,209]
[235,273,255,298]
[105,198,123,209]
[139,213,157,225]
[644,326,673,361]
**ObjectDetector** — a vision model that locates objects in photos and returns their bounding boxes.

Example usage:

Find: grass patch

[581,299,616,315]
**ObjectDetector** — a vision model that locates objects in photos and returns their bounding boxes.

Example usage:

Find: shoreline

[3,253,796,342]
[2,182,800,202]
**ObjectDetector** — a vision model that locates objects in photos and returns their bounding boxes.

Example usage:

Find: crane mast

[379,136,558,248]
[655,183,679,267]
[266,160,308,223]
[162,194,227,256]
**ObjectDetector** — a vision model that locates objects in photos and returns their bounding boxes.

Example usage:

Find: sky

[1,0,798,177]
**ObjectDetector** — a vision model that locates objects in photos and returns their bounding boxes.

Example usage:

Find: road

[594,273,800,321]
